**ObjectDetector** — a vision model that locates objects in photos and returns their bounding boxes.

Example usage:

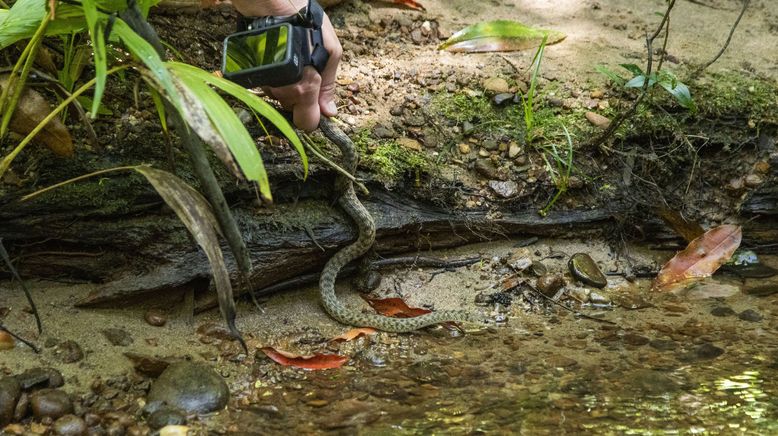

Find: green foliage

[353,129,430,185]
[521,35,547,143]
[538,126,574,217]
[438,20,565,53]
[598,63,695,110]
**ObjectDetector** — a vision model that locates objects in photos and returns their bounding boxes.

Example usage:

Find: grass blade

[81,0,107,117]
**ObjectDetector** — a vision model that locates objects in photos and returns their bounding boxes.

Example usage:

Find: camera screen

[224,25,289,73]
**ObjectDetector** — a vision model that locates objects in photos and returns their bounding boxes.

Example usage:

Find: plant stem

[699,0,750,72]
[587,0,676,149]
[0,65,130,179]
[20,165,141,202]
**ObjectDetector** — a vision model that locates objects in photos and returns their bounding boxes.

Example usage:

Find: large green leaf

[0,0,86,49]
[166,61,307,178]
[81,0,107,118]
[438,20,565,53]
[170,71,271,199]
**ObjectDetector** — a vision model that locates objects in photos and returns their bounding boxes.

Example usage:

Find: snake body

[318,118,484,332]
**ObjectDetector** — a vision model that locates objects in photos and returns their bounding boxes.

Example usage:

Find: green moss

[693,71,777,121]
[353,128,432,185]
[35,172,149,215]
[432,92,495,124]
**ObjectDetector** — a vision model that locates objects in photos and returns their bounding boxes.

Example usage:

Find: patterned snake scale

[318,118,485,332]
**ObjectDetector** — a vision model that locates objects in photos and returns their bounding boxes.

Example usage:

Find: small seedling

[596,63,695,111]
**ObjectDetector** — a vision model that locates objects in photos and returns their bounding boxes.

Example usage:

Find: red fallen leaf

[653,224,742,291]
[330,327,377,342]
[361,296,432,318]
[260,347,348,370]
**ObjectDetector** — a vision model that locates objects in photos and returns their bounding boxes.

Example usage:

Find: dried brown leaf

[653,224,742,291]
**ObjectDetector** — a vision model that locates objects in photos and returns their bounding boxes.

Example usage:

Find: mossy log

[2,161,776,310]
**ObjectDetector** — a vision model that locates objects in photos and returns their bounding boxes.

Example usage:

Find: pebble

[146,362,229,415]
[508,142,521,159]
[585,111,611,129]
[690,343,725,361]
[536,274,565,297]
[738,309,763,322]
[710,306,736,317]
[622,332,649,346]
[372,124,395,139]
[568,253,608,288]
[30,389,73,419]
[0,377,21,426]
[144,309,167,327]
[56,340,83,363]
[15,368,64,390]
[458,143,471,154]
[488,180,519,198]
[590,89,604,99]
[493,93,515,106]
[52,414,87,436]
[482,77,510,94]
[102,328,133,346]
[147,406,187,430]
[744,174,763,188]
[474,159,502,180]
[589,292,610,305]
[0,331,13,350]
[396,137,422,151]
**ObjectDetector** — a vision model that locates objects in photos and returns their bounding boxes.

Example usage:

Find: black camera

[221,0,329,88]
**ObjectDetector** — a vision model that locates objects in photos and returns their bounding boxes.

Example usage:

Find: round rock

[147,406,187,430]
[52,414,87,436]
[145,362,229,415]
[30,389,73,419]
[568,253,608,288]
[0,377,21,426]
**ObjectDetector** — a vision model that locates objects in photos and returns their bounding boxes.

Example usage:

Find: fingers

[268,67,322,132]
[262,12,343,131]
[318,15,342,117]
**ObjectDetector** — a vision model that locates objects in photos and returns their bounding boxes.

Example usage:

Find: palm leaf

[166,61,307,179]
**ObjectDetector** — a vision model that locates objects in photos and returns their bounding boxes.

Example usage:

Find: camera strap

[304,0,329,74]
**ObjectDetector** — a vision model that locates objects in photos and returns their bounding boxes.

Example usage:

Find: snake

[318,118,485,332]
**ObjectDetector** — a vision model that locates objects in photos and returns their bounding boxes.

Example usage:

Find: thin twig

[698,0,750,72]
[526,283,617,326]
[0,323,41,353]
[656,12,671,72]
[301,133,369,195]
[0,238,42,334]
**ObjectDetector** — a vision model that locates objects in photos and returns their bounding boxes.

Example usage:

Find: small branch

[656,12,670,72]
[587,0,676,150]
[0,238,42,334]
[301,133,369,195]
[698,0,750,72]
[0,323,41,353]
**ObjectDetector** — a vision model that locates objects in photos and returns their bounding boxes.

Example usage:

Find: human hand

[231,0,342,132]
[265,14,341,131]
